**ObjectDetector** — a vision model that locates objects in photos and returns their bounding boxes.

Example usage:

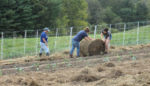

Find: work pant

[70,40,80,57]
[40,42,50,54]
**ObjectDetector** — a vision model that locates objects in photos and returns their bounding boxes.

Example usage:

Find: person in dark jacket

[100,28,112,54]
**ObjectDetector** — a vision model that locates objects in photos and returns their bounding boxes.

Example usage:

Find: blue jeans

[70,40,80,57]
[40,42,50,54]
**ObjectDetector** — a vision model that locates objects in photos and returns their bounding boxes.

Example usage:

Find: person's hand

[45,43,48,47]
[92,38,95,40]
[102,39,105,42]
[89,37,94,40]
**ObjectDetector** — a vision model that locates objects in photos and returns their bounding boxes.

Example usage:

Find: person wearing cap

[39,27,50,56]
[100,28,112,54]
[70,27,93,58]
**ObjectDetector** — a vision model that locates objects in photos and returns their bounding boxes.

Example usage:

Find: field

[1,25,150,59]
[0,44,150,86]
[1,0,150,85]
[0,25,150,86]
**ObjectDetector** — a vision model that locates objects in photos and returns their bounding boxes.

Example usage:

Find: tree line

[0,0,149,33]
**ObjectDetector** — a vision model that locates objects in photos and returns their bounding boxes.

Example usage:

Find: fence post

[1,32,4,60]
[36,30,39,55]
[94,25,97,39]
[69,27,73,49]
[13,31,16,52]
[123,23,126,46]
[24,30,27,55]
[54,28,58,51]
[137,22,140,45]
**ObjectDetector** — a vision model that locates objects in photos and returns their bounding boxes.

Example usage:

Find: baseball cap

[44,27,50,32]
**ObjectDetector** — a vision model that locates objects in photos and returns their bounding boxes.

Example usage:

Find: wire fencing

[0,21,150,60]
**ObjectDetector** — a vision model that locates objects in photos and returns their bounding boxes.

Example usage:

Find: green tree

[136,1,148,21]
[86,0,103,25]
[0,0,18,31]
[0,0,39,32]
[63,0,88,31]
[101,7,122,24]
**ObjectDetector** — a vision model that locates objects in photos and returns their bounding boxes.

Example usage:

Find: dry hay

[119,84,132,86]
[71,73,99,82]
[104,62,115,67]
[80,39,105,57]
[35,50,70,61]
[110,46,116,49]
[71,67,99,82]
[49,50,70,59]
[62,50,70,54]
[109,69,124,78]
[80,67,93,75]
[16,77,39,86]
[97,66,105,72]
[1,43,150,66]
[111,43,150,52]
[95,79,107,86]
[0,76,40,86]
[55,73,69,84]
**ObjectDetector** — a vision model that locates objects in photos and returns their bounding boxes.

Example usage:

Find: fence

[0,21,150,60]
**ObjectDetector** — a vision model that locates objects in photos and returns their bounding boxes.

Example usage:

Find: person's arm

[42,38,48,46]
[106,37,110,40]
[100,33,105,41]
[84,36,93,40]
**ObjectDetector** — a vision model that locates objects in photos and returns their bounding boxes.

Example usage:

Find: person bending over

[70,27,93,58]
[100,28,112,54]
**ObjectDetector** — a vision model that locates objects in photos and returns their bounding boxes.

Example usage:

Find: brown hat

[84,27,90,32]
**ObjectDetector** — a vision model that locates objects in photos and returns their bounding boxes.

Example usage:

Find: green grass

[110,26,150,46]
[0,35,70,59]
[0,25,150,59]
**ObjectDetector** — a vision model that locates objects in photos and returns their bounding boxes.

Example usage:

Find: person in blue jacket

[100,28,112,54]
[70,27,93,58]
[39,27,50,56]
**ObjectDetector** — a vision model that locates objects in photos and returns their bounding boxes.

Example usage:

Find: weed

[103,57,110,62]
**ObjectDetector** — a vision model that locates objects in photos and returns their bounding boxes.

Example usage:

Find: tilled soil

[0,44,150,86]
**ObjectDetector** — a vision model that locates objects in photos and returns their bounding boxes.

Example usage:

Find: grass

[110,25,150,46]
[0,35,70,59]
[0,25,150,59]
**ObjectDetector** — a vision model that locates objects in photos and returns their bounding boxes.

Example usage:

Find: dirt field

[0,44,150,86]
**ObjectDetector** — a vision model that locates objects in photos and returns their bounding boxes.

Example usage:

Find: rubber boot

[39,53,42,57]
[70,54,73,58]
[46,53,50,56]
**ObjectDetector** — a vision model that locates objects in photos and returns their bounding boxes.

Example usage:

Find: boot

[104,51,108,54]
[70,54,73,58]
[76,55,80,58]
[39,53,42,57]
[46,53,50,56]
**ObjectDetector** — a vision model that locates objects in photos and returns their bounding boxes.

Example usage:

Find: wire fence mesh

[0,21,150,60]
